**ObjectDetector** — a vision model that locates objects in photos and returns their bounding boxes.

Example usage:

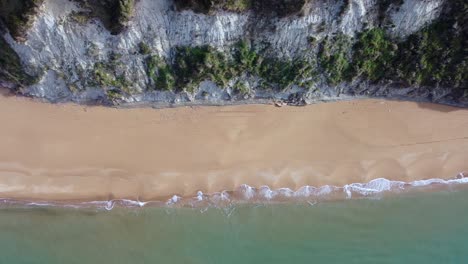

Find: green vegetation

[173,0,210,13]
[377,0,404,24]
[0,0,136,35]
[0,35,35,87]
[106,88,123,101]
[91,53,131,93]
[307,36,317,46]
[259,58,315,89]
[233,80,249,94]
[174,0,306,16]
[69,11,90,25]
[138,41,317,92]
[392,0,467,89]
[172,45,234,91]
[318,34,353,85]
[221,0,251,12]
[1,0,465,97]
[145,55,175,91]
[116,0,134,28]
[0,0,44,41]
[252,0,307,17]
[352,28,396,81]
[394,26,466,87]
[233,41,316,89]
[171,42,316,91]
[159,44,237,92]
[174,0,252,14]
[138,42,151,55]
[72,0,135,35]
[233,40,261,74]
[0,0,464,106]
[317,13,466,90]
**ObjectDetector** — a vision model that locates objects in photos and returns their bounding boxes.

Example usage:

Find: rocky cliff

[0,0,466,106]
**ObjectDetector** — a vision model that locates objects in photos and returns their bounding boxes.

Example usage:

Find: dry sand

[0,93,467,201]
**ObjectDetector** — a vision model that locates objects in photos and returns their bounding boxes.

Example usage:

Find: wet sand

[0,93,467,201]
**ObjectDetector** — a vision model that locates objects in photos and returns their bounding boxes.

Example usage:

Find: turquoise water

[0,190,467,263]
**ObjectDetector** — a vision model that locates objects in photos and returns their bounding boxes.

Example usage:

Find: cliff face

[0,0,466,106]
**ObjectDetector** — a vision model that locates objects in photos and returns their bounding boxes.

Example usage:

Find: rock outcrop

[0,0,466,106]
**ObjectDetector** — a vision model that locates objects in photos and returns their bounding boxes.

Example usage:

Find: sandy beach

[0,92,467,201]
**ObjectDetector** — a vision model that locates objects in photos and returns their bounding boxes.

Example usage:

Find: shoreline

[1,176,468,210]
[0,93,467,202]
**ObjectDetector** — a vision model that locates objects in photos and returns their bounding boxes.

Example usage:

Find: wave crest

[1,175,467,210]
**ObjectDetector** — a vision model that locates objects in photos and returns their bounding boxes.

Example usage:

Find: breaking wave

[1,174,467,210]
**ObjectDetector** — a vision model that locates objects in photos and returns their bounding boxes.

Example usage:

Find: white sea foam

[238,184,255,200]
[196,191,204,201]
[210,191,230,203]
[26,202,54,207]
[294,186,313,197]
[343,178,406,198]
[120,199,148,207]
[315,185,337,196]
[0,176,467,210]
[166,195,181,205]
[258,186,275,200]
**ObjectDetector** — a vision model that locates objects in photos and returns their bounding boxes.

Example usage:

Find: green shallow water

[0,190,467,263]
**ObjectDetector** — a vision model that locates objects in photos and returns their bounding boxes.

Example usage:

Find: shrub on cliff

[0,35,35,88]
[392,0,467,89]
[352,28,397,81]
[174,0,307,16]
[174,0,251,14]
[173,46,233,91]
[318,34,353,85]
[252,0,307,17]
[0,0,44,41]
[72,0,135,35]
[145,55,176,91]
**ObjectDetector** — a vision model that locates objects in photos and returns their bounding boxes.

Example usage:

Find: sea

[0,179,467,263]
